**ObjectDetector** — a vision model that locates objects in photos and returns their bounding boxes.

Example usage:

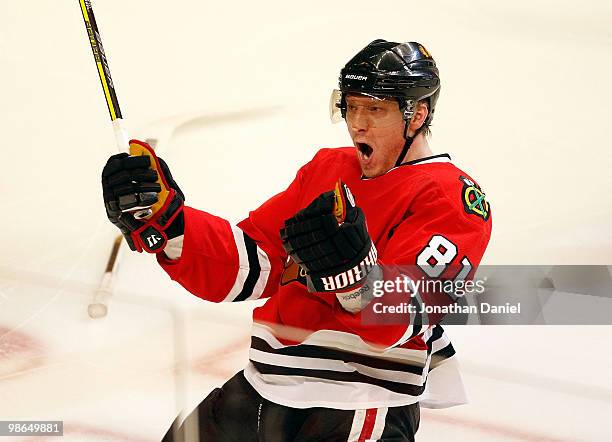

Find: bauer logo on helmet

[345,74,368,81]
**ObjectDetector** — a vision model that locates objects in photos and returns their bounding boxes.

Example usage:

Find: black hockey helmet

[331,40,440,166]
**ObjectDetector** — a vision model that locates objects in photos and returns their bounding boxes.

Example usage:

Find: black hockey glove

[280,181,377,293]
[102,140,185,253]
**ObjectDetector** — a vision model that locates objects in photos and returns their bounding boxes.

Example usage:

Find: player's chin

[361,165,386,178]
[358,155,392,178]
[358,159,383,178]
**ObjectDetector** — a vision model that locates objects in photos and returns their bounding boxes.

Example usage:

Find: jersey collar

[360,153,452,180]
[403,153,451,165]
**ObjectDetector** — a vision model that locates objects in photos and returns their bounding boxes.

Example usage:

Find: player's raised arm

[101,142,315,303]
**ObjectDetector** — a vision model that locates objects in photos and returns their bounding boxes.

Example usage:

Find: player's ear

[409,101,429,131]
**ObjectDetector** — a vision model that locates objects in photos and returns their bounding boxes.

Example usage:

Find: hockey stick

[78,0,129,319]
[79,0,167,318]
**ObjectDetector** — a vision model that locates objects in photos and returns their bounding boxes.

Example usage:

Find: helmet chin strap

[394,120,415,167]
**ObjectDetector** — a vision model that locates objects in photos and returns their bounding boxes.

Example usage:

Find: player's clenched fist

[102,140,185,253]
[280,181,377,293]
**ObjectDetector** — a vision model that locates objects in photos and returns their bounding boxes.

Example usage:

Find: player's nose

[349,108,370,131]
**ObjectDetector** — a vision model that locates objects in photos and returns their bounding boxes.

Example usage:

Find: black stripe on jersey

[428,324,444,344]
[426,324,445,357]
[251,337,426,376]
[426,325,455,370]
[234,232,261,302]
[429,343,456,371]
[252,361,426,396]
[433,343,455,359]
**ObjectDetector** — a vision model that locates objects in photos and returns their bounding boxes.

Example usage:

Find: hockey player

[101,40,492,441]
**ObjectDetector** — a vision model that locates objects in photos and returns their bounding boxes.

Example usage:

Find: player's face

[345,94,406,178]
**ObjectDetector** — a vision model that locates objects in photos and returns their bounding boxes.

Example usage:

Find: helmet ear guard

[399,99,417,123]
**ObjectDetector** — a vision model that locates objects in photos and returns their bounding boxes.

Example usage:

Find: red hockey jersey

[158,147,492,409]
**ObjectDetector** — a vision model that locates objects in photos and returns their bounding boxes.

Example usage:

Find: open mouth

[357,142,374,160]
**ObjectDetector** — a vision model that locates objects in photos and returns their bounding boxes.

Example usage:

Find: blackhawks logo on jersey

[459,176,490,221]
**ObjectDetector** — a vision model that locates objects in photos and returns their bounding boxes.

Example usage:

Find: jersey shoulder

[406,158,492,224]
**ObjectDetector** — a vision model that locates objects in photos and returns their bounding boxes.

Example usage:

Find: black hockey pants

[163,370,419,441]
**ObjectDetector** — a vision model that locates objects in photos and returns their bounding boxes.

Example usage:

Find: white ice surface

[1,0,612,441]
